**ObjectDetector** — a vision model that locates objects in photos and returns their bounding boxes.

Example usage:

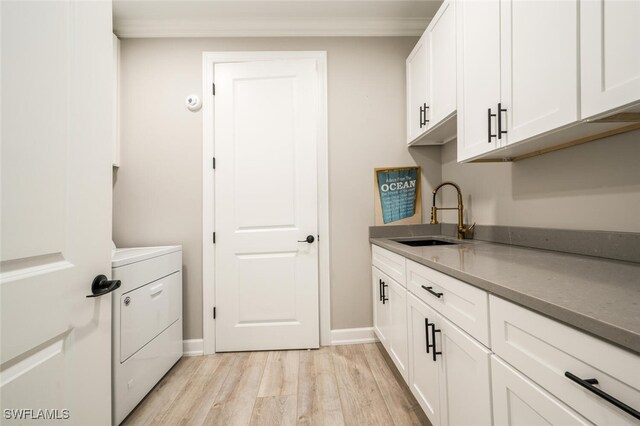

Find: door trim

[201,51,330,355]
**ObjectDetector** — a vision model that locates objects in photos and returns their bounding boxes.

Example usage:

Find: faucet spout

[430,181,475,240]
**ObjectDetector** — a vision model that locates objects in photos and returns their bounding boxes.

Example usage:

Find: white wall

[439,130,640,232]
[113,36,441,339]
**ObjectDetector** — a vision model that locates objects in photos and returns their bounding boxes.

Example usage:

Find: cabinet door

[500,0,578,145]
[439,316,492,426]
[491,356,591,426]
[372,266,390,348]
[428,0,456,128]
[407,33,429,144]
[456,0,501,161]
[408,294,442,426]
[581,0,640,118]
[387,278,409,382]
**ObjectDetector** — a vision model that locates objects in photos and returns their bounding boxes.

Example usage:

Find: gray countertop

[371,236,640,355]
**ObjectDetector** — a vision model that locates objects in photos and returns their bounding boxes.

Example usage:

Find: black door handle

[86,275,121,298]
[431,322,442,362]
[298,235,315,244]
[379,279,383,301]
[564,371,640,420]
[381,281,389,304]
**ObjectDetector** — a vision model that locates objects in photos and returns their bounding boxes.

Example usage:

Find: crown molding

[114,17,429,38]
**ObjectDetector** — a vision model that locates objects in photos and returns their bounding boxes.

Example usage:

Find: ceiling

[113,0,442,38]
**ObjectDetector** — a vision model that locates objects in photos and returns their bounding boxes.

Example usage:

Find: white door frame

[202,51,330,355]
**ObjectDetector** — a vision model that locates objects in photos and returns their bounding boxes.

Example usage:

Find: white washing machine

[111,245,183,425]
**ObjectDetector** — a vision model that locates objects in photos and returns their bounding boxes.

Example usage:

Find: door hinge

[212,157,216,169]
[212,83,216,96]
[212,232,216,244]
[213,307,216,319]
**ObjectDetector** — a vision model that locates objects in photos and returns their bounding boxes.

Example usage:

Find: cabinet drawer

[491,356,590,426]
[120,271,181,362]
[407,259,489,346]
[490,295,640,425]
[372,245,406,287]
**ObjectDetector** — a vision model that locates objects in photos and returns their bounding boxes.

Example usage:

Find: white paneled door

[214,60,319,352]
[1,0,113,424]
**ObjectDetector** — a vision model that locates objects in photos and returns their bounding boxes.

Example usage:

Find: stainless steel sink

[392,238,457,247]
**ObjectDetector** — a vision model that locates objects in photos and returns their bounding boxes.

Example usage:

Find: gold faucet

[430,182,476,240]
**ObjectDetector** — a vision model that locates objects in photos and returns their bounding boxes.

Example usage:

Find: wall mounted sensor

[186,94,202,111]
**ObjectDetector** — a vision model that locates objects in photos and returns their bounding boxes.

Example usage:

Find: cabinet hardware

[419,105,424,128]
[419,104,430,128]
[425,318,432,353]
[379,279,383,302]
[421,285,443,298]
[431,323,442,362]
[498,103,507,139]
[488,108,497,143]
[564,371,640,420]
[381,281,389,304]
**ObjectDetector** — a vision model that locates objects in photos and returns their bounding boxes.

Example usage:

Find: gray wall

[113,37,442,340]
[438,130,640,232]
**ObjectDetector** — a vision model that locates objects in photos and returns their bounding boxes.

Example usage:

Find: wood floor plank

[297,348,345,426]
[203,351,269,426]
[330,345,395,426]
[153,353,235,426]
[124,344,429,426]
[249,395,297,426]
[258,350,300,397]
[362,343,430,426]
[122,356,202,426]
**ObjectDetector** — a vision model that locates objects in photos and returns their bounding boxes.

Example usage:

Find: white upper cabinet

[456,0,501,161]
[407,0,457,145]
[580,0,640,119]
[426,0,456,131]
[458,0,579,161]
[499,0,579,145]
[406,33,429,144]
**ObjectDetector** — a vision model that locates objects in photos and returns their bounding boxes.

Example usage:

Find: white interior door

[1,0,113,424]
[214,59,319,352]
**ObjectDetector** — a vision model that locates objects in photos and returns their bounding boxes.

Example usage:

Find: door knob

[298,235,315,244]
[87,274,121,298]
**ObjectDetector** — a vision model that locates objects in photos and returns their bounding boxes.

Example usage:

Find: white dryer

[111,245,183,425]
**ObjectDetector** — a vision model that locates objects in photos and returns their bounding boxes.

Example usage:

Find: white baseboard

[330,327,379,346]
[183,339,204,356]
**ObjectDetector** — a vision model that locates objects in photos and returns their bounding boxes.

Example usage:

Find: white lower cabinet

[372,265,408,381]
[491,356,590,426]
[373,245,640,425]
[372,265,390,348]
[408,293,442,425]
[407,293,492,426]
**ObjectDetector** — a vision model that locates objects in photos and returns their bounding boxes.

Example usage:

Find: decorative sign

[374,167,422,225]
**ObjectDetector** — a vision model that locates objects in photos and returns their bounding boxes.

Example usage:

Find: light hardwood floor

[123,343,430,426]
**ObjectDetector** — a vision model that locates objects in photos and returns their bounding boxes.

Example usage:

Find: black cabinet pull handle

[498,103,507,140]
[419,105,424,128]
[421,285,443,298]
[381,281,389,304]
[87,275,121,298]
[379,279,383,302]
[431,322,442,362]
[488,108,497,143]
[423,103,429,126]
[564,372,640,420]
[424,318,431,353]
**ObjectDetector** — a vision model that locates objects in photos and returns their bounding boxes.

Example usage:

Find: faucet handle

[464,222,476,238]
